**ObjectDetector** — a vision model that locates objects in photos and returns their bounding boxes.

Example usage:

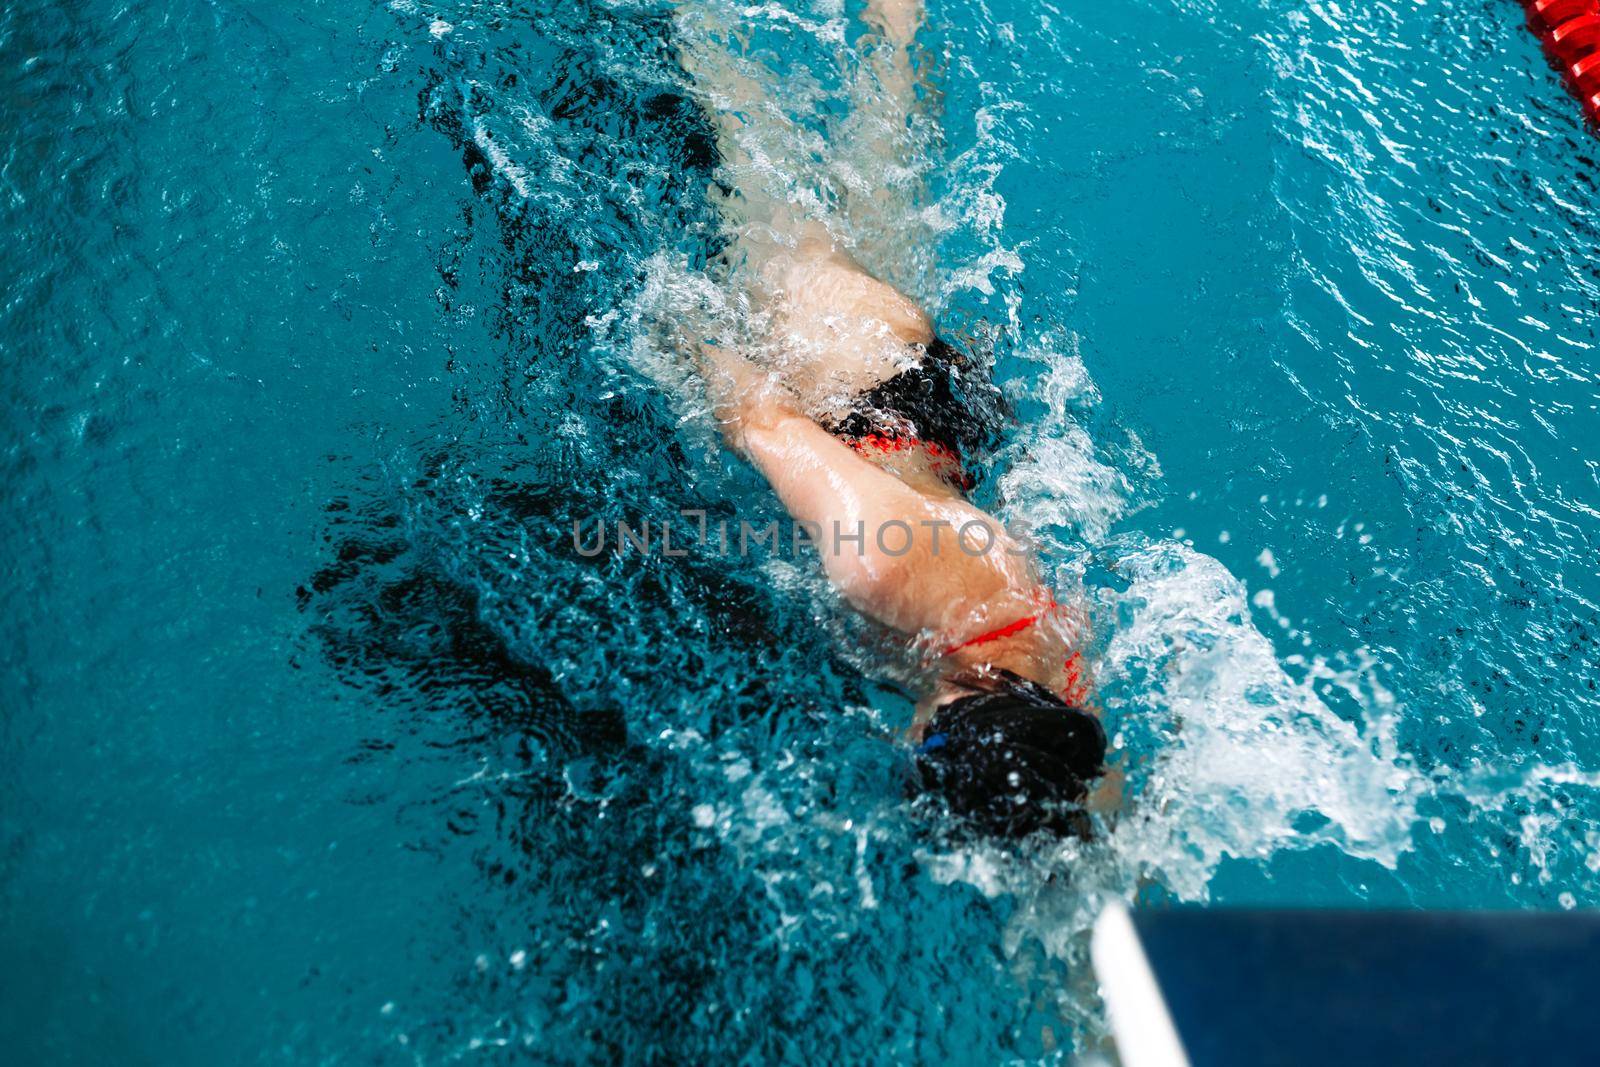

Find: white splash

[997,331,1150,545]
[1104,543,1419,898]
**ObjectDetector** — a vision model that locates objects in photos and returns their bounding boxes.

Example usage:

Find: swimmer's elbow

[699,345,792,446]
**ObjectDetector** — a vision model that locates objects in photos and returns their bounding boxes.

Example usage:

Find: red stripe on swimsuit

[944,607,1052,655]
[845,432,975,491]
[942,595,1092,706]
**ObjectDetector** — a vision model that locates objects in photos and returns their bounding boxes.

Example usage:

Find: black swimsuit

[824,338,997,490]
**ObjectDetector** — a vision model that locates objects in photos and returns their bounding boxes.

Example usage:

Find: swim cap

[915,669,1106,838]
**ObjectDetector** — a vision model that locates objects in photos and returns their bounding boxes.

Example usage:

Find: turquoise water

[3,0,1598,1061]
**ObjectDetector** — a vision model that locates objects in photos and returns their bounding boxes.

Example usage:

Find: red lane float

[1524,1,1600,124]
[1573,51,1600,92]
[1528,0,1595,32]
[1550,12,1600,57]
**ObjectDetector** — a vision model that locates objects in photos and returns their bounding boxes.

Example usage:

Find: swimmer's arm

[698,344,1029,631]
[731,404,1023,636]
[696,344,775,445]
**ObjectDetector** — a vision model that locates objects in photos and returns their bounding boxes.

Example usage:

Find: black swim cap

[915,669,1107,838]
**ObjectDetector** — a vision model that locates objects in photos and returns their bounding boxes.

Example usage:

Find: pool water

[3,0,1598,1061]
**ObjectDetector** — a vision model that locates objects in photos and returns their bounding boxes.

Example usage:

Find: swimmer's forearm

[862,0,923,48]
[697,345,787,441]
[738,415,934,609]
[738,416,1027,636]
[739,413,889,526]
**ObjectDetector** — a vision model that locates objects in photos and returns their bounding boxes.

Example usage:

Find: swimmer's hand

[696,344,792,449]
[862,0,924,47]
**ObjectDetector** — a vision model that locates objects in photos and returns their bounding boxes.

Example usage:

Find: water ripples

[4,0,1600,1061]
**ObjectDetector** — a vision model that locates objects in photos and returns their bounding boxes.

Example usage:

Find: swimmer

[678,0,1108,836]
